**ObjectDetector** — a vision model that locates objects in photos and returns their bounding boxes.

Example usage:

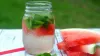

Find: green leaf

[36,53,44,56]
[32,20,44,28]
[25,14,54,29]
[41,16,50,28]
[36,53,51,56]
[25,17,32,29]
[36,53,57,56]
[43,53,51,56]
[31,14,49,28]
[49,18,54,24]
[33,14,44,20]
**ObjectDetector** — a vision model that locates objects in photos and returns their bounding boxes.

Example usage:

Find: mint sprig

[32,20,44,28]
[36,53,57,56]
[25,14,54,29]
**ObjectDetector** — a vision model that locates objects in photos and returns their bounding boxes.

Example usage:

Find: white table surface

[0,28,100,56]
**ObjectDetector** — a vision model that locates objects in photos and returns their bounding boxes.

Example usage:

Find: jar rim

[24,1,52,17]
[26,1,51,3]
[26,1,52,6]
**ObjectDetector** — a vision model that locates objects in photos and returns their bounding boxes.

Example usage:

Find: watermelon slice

[58,43,97,54]
[57,28,100,56]
[35,24,55,36]
[57,41,100,56]
[57,42,82,52]
[65,51,95,56]
[66,51,85,56]
[60,29,100,47]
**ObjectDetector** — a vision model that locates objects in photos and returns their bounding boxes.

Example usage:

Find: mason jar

[22,1,55,55]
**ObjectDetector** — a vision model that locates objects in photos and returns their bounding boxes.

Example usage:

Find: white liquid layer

[23,33,55,55]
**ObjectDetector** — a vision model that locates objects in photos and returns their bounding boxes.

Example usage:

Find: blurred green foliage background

[0,0,100,29]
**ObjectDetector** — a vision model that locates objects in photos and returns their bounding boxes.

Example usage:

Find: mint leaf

[25,14,54,29]
[36,53,57,56]
[36,53,51,56]
[41,16,50,28]
[32,14,49,29]
[25,17,32,29]
[33,14,44,20]
[43,53,51,56]
[32,20,44,28]
[49,18,54,24]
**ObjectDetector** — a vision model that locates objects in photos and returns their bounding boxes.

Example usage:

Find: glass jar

[22,1,55,55]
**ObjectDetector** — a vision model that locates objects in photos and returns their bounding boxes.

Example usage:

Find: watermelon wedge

[57,28,100,56]
[65,51,95,56]
[60,29,100,47]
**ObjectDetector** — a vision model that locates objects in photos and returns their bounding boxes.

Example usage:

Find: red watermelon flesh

[34,24,55,36]
[57,41,99,56]
[67,46,82,52]
[65,51,95,56]
[57,41,66,51]
[57,29,100,56]
[57,42,83,52]
[95,48,100,56]
[66,51,85,56]
[60,29,100,47]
